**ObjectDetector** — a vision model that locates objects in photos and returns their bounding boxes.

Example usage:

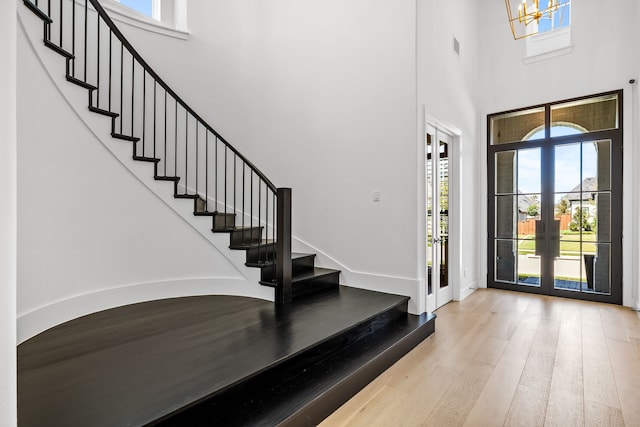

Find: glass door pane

[493,148,542,287]
[439,139,449,289]
[553,140,612,295]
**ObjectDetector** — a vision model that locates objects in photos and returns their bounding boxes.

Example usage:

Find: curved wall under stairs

[16,7,273,344]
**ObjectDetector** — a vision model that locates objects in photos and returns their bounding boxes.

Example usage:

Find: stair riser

[154,299,412,425]
[292,272,340,298]
[230,228,263,247]
[213,214,236,230]
[259,255,316,282]
[244,245,276,264]
[281,313,436,427]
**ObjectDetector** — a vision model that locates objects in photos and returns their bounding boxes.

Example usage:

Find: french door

[487,91,623,304]
[426,126,452,308]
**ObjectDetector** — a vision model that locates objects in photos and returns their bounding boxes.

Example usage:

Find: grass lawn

[517,231,597,255]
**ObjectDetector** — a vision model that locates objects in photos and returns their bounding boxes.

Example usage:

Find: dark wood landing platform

[18,287,436,426]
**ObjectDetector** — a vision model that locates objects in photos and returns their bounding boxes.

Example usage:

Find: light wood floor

[321,289,640,427]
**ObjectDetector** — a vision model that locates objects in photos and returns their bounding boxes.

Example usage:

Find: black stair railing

[24,0,292,302]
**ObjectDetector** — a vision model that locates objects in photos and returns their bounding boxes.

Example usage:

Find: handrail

[86,0,277,193]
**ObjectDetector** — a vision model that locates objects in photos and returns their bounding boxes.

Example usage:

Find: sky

[120,0,152,17]
[516,126,600,204]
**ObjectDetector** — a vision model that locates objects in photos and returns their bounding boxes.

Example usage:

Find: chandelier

[504,0,569,40]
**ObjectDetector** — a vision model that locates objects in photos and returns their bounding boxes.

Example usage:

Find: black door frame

[487,90,623,304]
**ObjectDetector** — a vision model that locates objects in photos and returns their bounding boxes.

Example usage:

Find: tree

[527,203,539,217]
[569,207,591,232]
[557,197,569,214]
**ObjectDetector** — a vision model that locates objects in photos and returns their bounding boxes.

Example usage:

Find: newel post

[276,188,292,304]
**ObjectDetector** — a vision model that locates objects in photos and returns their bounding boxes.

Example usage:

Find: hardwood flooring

[321,289,640,427]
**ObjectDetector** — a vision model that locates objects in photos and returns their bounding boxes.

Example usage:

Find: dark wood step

[23,0,52,23]
[133,156,161,163]
[18,289,431,427]
[44,40,74,59]
[229,240,275,264]
[89,106,118,118]
[111,133,140,142]
[153,290,435,426]
[154,176,180,182]
[251,253,316,282]
[260,267,340,298]
[66,75,97,91]
[229,226,263,247]
[211,212,236,231]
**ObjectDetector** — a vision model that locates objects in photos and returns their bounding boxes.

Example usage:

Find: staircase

[18,0,437,425]
[22,0,340,303]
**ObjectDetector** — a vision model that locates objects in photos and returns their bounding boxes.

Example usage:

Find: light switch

[373,190,381,202]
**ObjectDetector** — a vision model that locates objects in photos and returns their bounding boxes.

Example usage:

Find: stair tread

[133,156,161,163]
[23,0,53,23]
[112,133,140,142]
[246,253,315,268]
[44,40,74,59]
[229,239,275,250]
[66,75,97,91]
[154,176,180,182]
[89,106,118,118]
[292,267,340,282]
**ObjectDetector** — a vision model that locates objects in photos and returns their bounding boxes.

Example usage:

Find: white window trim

[101,0,189,40]
[524,26,573,64]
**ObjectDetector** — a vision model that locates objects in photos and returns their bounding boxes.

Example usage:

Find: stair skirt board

[17,288,436,427]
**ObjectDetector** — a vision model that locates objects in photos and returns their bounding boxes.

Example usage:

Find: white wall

[115,0,425,310]
[478,0,640,305]
[1,0,17,423]
[17,9,266,342]
[417,0,482,308]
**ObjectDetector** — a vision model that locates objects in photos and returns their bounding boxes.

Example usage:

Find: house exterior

[3,0,640,422]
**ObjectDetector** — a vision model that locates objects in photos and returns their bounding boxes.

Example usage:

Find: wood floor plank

[421,370,487,427]
[584,400,625,427]
[606,337,640,425]
[582,322,621,409]
[504,384,548,427]
[544,392,584,427]
[463,356,526,427]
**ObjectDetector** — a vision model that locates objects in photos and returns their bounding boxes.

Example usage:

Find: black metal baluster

[59,0,63,48]
[95,14,99,108]
[174,100,177,178]
[242,163,245,240]
[83,0,87,82]
[250,170,253,238]
[195,122,199,195]
[131,57,135,138]
[47,0,51,39]
[119,43,123,133]
[71,0,75,77]
[142,70,146,156]
[258,181,262,262]
[265,191,269,264]
[272,192,276,263]
[153,81,156,159]
[108,31,111,111]
[185,111,188,191]
[205,131,208,211]
[215,136,218,209]
[233,154,237,216]
[224,148,227,216]
[163,90,167,175]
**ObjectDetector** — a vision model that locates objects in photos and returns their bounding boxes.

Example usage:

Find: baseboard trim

[17,277,273,344]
